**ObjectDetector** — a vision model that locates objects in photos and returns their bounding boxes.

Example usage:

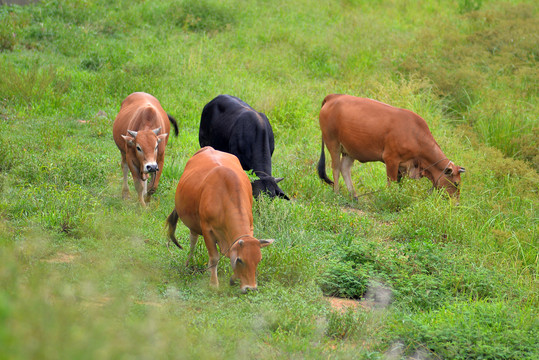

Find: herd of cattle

[112,92,465,293]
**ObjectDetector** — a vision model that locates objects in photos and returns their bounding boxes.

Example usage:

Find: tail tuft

[317,137,334,185]
[167,114,179,136]
[165,209,183,250]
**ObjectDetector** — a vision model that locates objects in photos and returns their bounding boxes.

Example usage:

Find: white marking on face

[143,161,158,173]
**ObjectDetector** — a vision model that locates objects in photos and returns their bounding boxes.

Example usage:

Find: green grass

[0,0,538,359]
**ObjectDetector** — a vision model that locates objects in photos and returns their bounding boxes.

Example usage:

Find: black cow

[199,95,289,200]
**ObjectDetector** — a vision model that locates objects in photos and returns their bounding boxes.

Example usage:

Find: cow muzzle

[240,285,258,294]
[144,163,159,173]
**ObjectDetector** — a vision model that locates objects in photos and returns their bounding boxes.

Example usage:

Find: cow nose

[145,164,158,173]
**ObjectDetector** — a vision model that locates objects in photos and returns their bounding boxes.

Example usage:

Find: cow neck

[420,142,448,173]
[419,144,452,187]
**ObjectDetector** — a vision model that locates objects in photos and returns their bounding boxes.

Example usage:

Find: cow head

[122,127,168,179]
[437,162,465,198]
[251,172,290,200]
[229,237,274,293]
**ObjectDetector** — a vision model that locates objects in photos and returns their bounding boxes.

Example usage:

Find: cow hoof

[122,191,130,199]
[147,188,156,196]
[229,277,238,286]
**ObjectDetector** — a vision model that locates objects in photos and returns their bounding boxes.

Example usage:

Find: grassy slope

[0,0,537,359]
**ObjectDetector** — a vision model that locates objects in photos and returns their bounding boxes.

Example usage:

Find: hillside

[0,0,537,358]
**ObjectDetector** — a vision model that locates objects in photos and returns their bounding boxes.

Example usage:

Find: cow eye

[136,145,142,152]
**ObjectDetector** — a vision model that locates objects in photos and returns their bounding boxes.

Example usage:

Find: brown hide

[318,94,465,198]
[166,147,273,292]
[113,92,170,206]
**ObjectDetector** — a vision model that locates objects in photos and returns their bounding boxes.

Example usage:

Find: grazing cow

[113,92,178,206]
[199,94,289,200]
[166,147,274,293]
[318,94,465,198]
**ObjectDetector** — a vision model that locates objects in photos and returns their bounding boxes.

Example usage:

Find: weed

[393,300,539,359]
[325,308,367,340]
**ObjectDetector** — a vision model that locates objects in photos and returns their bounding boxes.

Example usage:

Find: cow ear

[152,127,162,136]
[259,239,274,248]
[121,135,135,147]
[157,133,168,144]
[274,177,284,183]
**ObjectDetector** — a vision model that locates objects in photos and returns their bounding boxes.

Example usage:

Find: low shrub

[169,0,235,33]
[393,300,539,359]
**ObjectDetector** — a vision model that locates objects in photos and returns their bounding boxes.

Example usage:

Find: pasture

[0,0,537,359]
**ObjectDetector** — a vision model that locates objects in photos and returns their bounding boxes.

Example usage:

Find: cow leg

[186,230,199,267]
[340,155,357,199]
[144,174,154,203]
[326,143,342,194]
[134,178,147,206]
[121,156,130,199]
[384,159,400,184]
[202,231,220,287]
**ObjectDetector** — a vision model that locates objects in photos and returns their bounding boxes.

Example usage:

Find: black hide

[199,95,289,200]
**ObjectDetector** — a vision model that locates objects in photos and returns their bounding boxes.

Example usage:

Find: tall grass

[0,0,537,358]
[393,1,538,168]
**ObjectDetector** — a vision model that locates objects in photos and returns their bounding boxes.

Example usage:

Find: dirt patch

[326,297,369,312]
[341,206,366,216]
[42,252,78,264]
[81,296,113,308]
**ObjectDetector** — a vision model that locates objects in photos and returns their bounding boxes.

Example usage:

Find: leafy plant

[393,300,539,359]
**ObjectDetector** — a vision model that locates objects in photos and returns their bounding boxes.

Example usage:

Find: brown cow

[166,147,274,293]
[318,94,465,198]
[113,92,178,206]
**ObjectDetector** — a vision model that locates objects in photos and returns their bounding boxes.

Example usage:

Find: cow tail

[317,136,334,185]
[166,209,183,250]
[167,114,179,136]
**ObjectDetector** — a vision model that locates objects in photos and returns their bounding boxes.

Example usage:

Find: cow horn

[238,239,244,247]
[127,130,138,138]
[459,167,466,173]
[152,127,162,135]
[275,177,284,183]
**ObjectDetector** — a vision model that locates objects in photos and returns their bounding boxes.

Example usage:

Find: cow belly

[341,142,382,163]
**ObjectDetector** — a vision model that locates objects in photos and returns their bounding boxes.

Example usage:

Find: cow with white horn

[113,92,178,206]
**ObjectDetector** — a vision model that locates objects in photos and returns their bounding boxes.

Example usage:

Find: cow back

[199,95,274,175]
[319,94,437,163]
[175,147,253,236]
